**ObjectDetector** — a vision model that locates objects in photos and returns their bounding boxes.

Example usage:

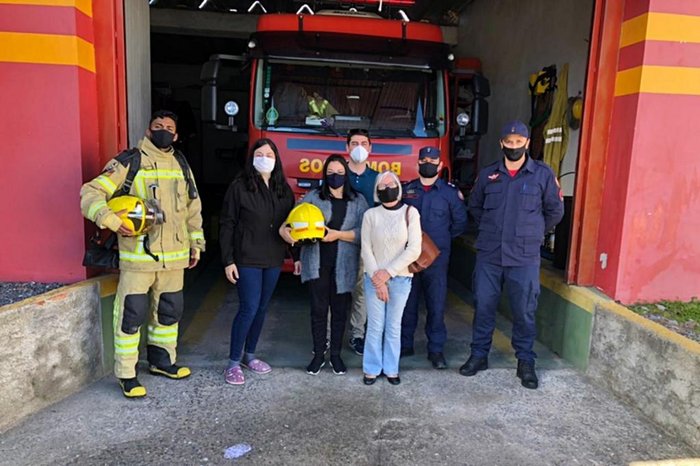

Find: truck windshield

[253,59,446,138]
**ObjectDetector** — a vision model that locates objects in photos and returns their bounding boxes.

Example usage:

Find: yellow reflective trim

[87,200,107,221]
[148,324,178,334]
[119,248,190,262]
[95,176,117,196]
[115,333,140,342]
[114,347,139,355]
[147,335,178,344]
[189,231,204,240]
[114,341,140,350]
[134,170,185,181]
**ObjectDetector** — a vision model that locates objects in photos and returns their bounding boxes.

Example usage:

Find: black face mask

[150,129,175,149]
[418,162,439,178]
[377,186,400,204]
[326,173,346,189]
[502,146,528,161]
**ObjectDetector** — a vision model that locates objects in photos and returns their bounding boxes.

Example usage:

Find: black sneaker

[517,360,539,389]
[348,337,364,355]
[149,364,191,379]
[330,355,347,375]
[306,354,325,375]
[119,378,146,398]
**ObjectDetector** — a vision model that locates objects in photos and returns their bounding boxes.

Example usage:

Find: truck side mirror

[469,98,489,136]
[200,59,220,123]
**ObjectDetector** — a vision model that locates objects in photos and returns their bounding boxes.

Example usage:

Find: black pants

[308,266,351,356]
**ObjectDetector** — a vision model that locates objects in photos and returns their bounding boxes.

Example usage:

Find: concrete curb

[0,275,116,433]
[587,300,700,450]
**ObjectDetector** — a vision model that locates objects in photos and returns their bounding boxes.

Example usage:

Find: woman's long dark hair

[243,138,291,198]
[319,154,357,201]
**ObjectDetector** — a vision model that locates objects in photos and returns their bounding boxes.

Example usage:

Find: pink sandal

[224,366,245,385]
[242,359,272,374]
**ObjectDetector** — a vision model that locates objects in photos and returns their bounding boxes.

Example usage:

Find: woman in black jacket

[220,138,295,385]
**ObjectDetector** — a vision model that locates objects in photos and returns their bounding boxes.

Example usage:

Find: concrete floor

[0,263,697,465]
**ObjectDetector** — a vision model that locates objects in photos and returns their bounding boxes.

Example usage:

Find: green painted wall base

[449,238,592,370]
[100,295,115,374]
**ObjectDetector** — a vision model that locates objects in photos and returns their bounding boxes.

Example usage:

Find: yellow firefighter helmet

[286,203,325,243]
[107,195,161,235]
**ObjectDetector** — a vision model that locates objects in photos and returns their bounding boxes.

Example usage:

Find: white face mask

[253,155,275,174]
[349,146,369,164]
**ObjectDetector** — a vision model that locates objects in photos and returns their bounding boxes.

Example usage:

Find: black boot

[459,355,488,377]
[119,378,146,398]
[516,360,539,389]
[428,352,447,370]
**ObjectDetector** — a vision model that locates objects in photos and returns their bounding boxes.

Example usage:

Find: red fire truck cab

[202,8,486,197]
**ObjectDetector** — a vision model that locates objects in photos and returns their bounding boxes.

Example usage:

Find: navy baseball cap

[418,146,440,159]
[500,120,530,139]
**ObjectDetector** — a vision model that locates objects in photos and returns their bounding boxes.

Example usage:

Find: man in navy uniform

[401,146,468,369]
[460,120,564,389]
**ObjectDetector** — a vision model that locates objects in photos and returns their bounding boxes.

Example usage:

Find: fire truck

[200,3,488,197]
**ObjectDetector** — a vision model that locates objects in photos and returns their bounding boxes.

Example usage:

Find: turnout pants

[113,269,184,379]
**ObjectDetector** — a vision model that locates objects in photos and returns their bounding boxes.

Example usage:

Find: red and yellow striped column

[595,0,700,303]
[0,0,100,283]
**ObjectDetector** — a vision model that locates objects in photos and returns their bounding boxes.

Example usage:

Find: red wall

[594,0,700,302]
[0,1,125,283]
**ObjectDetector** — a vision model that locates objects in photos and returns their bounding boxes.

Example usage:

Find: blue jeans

[363,274,412,377]
[229,266,281,361]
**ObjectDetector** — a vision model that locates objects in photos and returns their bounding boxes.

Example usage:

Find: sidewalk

[0,273,695,465]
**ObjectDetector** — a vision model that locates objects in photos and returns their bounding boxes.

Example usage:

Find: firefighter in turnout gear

[80,110,205,398]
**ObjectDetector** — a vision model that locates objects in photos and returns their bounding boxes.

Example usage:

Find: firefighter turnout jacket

[80,137,205,271]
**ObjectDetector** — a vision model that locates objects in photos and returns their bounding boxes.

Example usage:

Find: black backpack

[114,148,198,199]
[83,148,198,269]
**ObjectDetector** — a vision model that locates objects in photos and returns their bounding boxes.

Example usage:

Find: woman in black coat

[219,138,294,385]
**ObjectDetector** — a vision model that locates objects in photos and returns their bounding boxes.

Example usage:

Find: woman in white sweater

[361,171,422,385]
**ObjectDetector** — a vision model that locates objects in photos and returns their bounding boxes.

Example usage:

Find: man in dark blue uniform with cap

[401,146,468,369]
[459,120,564,389]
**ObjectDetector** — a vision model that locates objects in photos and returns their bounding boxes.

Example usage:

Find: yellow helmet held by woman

[285,203,325,243]
[107,195,163,235]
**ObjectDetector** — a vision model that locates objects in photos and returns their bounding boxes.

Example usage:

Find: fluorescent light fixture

[198,0,209,9]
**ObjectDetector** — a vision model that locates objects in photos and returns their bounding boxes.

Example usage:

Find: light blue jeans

[363,274,413,377]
